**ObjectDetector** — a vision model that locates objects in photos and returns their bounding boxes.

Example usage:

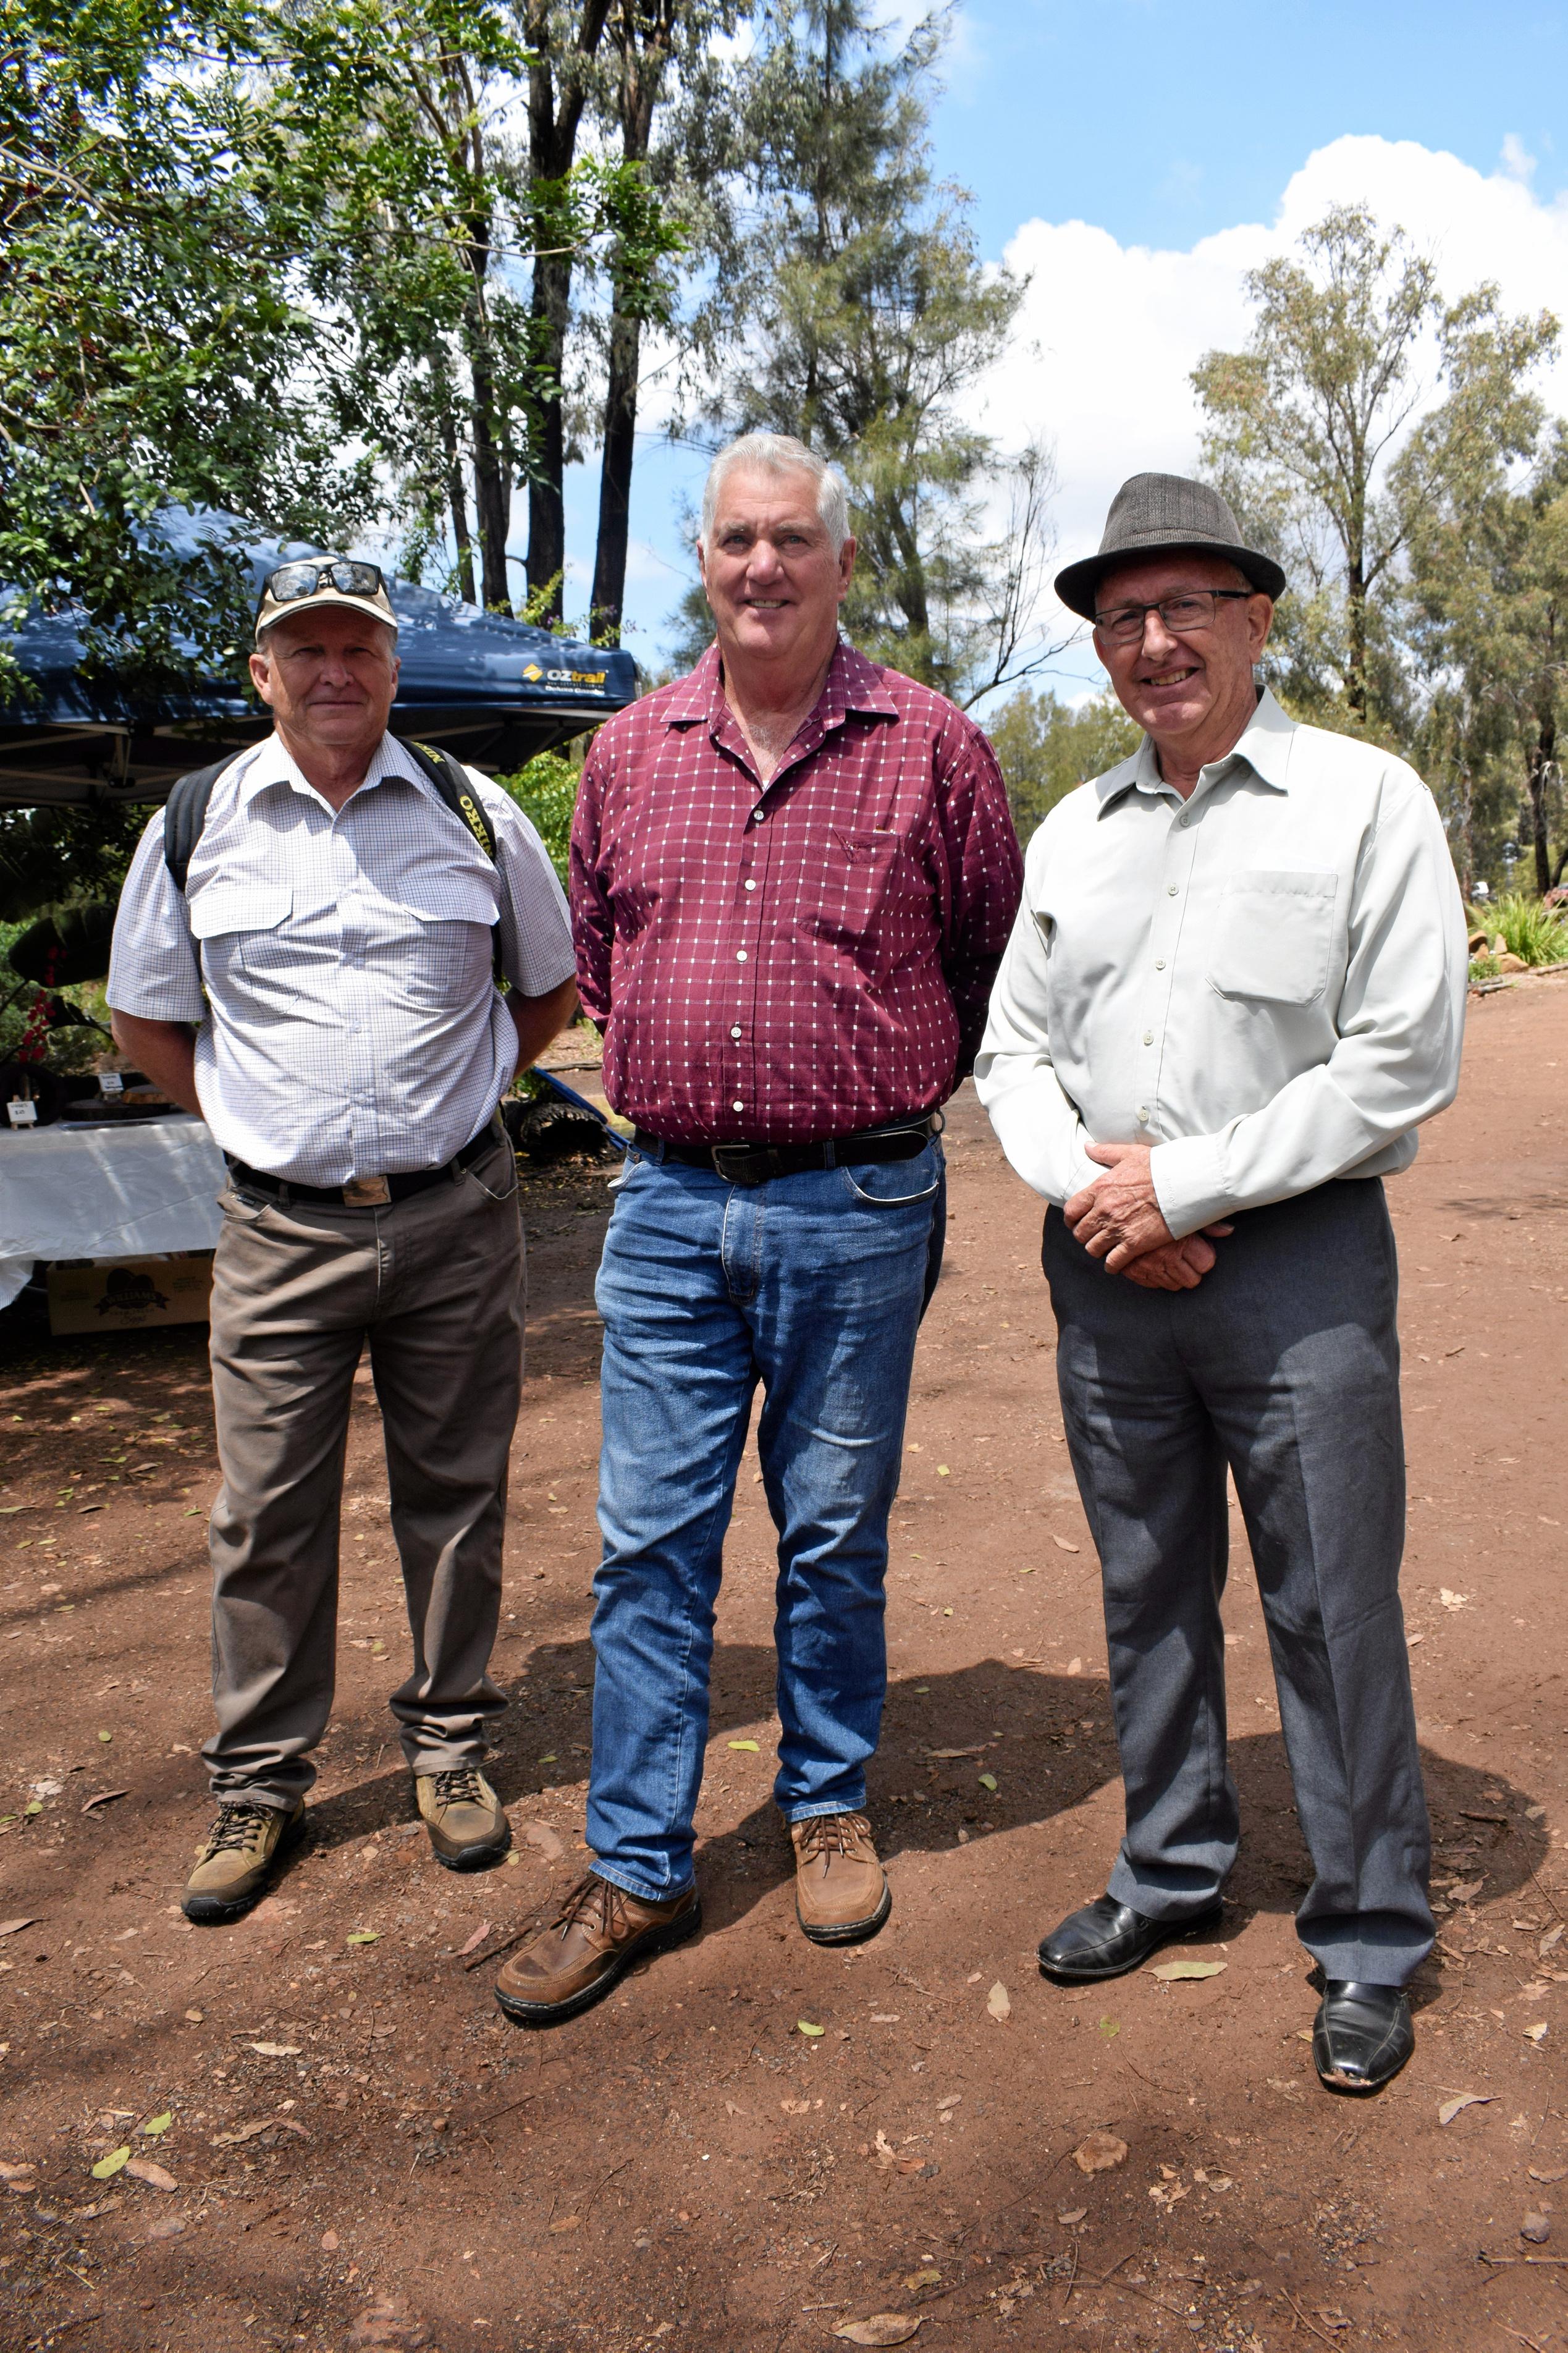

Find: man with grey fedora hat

[976,472,1467,2093]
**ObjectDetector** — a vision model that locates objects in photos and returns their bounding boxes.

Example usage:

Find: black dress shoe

[1038,1893,1224,1983]
[1312,1981,1413,2094]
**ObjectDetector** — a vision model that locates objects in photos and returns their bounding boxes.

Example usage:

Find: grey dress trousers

[1043,1176,1433,1987]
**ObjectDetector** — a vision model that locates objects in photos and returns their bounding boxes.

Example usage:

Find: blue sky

[558,1,1568,680]
[929,1,1568,255]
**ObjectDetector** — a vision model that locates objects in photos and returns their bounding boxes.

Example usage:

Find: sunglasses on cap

[262,558,388,606]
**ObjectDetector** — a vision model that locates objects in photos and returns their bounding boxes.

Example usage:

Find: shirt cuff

[1149,1132,1231,1238]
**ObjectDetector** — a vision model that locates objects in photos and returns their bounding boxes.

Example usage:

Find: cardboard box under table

[47,1251,215,1334]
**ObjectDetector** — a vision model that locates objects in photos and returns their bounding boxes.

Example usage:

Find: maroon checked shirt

[570,641,1023,1144]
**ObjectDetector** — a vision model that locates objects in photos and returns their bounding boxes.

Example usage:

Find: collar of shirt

[662,638,901,790]
[233,729,426,813]
[1096,685,1296,818]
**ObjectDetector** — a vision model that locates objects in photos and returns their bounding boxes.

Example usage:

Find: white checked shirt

[974,690,1469,1239]
[108,732,575,1185]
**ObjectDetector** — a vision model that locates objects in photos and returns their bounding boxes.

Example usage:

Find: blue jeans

[586,1135,945,1902]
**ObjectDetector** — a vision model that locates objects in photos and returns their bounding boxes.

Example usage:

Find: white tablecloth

[0,1119,228,1309]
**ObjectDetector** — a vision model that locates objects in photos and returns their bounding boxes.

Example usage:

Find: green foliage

[494,750,578,884]
[985,689,1141,842]
[1484,892,1568,966]
[0,0,370,704]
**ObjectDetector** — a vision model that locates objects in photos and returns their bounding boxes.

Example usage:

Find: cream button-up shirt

[974,688,1469,1240]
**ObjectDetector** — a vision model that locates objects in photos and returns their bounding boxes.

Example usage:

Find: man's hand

[108,1012,201,1117]
[1065,1141,1174,1271]
[1119,1231,1229,1291]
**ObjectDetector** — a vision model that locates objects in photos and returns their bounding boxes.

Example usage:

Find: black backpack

[162,740,504,980]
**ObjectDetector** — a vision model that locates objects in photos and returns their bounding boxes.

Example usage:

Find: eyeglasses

[1092,588,1255,644]
[263,559,387,605]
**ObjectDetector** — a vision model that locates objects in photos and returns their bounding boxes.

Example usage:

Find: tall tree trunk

[590,0,675,643]
[1346,562,1367,726]
[524,0,613,623]
[1528,708,1557,896]
[469,321,512,609]
[439,411,477,606]
[591,306,641,640]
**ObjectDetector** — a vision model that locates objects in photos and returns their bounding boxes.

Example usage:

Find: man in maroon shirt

[495,432,1022,2026]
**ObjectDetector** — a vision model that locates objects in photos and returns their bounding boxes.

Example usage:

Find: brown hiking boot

[791,1811,890,1945]
[494,1873,701,2026]
[182,1800,306,1924]
[415,1767,510,1871]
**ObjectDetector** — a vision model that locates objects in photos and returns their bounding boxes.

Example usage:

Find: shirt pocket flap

[395,879,499,926]
[1207,868,1338,1006]
[188,884,292,940]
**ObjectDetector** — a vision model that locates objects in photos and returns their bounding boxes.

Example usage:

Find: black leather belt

[632,1116,938,1187]
[226,1120,501,1210]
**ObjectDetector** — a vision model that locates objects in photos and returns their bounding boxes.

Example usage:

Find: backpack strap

[404,740,497,863]
[163,758,239,893]
[403,740,506,986]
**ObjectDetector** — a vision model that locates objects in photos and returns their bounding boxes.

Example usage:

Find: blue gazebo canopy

[0,512,639,806]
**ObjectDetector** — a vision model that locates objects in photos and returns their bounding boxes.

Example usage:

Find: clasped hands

[1064,1141,1232,1293]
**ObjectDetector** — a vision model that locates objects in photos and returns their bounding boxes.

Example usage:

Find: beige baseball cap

[254,557,399,642]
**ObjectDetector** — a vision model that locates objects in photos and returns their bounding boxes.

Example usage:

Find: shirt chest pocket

[373,881,497,1006]
[815,827,931,953]
[187,884,293,978]
[1206,869,1339,1007]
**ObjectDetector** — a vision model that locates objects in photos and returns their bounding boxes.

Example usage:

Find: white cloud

[978,135,1568,661]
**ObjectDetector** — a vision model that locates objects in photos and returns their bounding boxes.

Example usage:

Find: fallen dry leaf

[0,1919,37,1938]
[833,2318,922,2347]
[125,2158,177,2192]
[524,1822,564,1862]
[1528,2166,1568,2184]
[1149,1959,1226,1982]
[1056,2207,1087,2226]
[921,1745,986,1760]
[1073,2131,1128,2175]
[1438,2093,1492,2126]
[81,1789,129,1815]
[1439,1589,1469,1612]
[247,2042,301,2058]
[0,2161,38,2194]
[456,1922,493,1958]
[903,2268,942,2291]
[549,2214,581,2233]
[347,2296,429,2348]
[1149,2179,1190,2210]
[1525,2022,1549,2043]
[144,2215,185,2241]
[1449,1878,1485,1906]
[1540,1925,1565,1957]
[210,2116,308,2148]
[986,1981,1011,2022]
[781,2100,812,2116]
[1051,1535,1081,1553]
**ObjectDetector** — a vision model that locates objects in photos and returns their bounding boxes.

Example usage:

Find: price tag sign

[6,1099,39,1128]
[99,1071,124,1097]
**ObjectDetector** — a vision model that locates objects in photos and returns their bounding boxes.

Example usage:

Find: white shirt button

[1138,1105,1150,1123]
[1143,1031,1154,1045]
[1166,884,1179,897]
[1178,813,1191,828]
[1155,958,1166,971]
[736,950,748,962]
[730,1026,742,1040]
[732,1100,744,1112]
[744,879,757,891]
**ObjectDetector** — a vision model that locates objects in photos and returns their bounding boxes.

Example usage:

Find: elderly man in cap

[976,475,1467,2093]
[109,557,579,1921]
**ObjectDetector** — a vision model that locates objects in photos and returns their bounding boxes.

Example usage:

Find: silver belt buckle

[342,1175,392,1207]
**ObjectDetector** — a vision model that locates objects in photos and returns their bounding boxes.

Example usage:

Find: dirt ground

[1,977,1565,2353]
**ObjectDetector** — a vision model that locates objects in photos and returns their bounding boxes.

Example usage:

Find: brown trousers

[202,1131,524,1808]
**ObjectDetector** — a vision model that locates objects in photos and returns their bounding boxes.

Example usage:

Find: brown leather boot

[791,1811,891,1945]
[494,1873,701,2026]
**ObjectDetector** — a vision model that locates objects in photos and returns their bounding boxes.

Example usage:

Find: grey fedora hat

[1055,471,1287,621]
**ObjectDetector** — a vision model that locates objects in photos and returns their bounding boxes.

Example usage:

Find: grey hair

[700,432,850,552]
